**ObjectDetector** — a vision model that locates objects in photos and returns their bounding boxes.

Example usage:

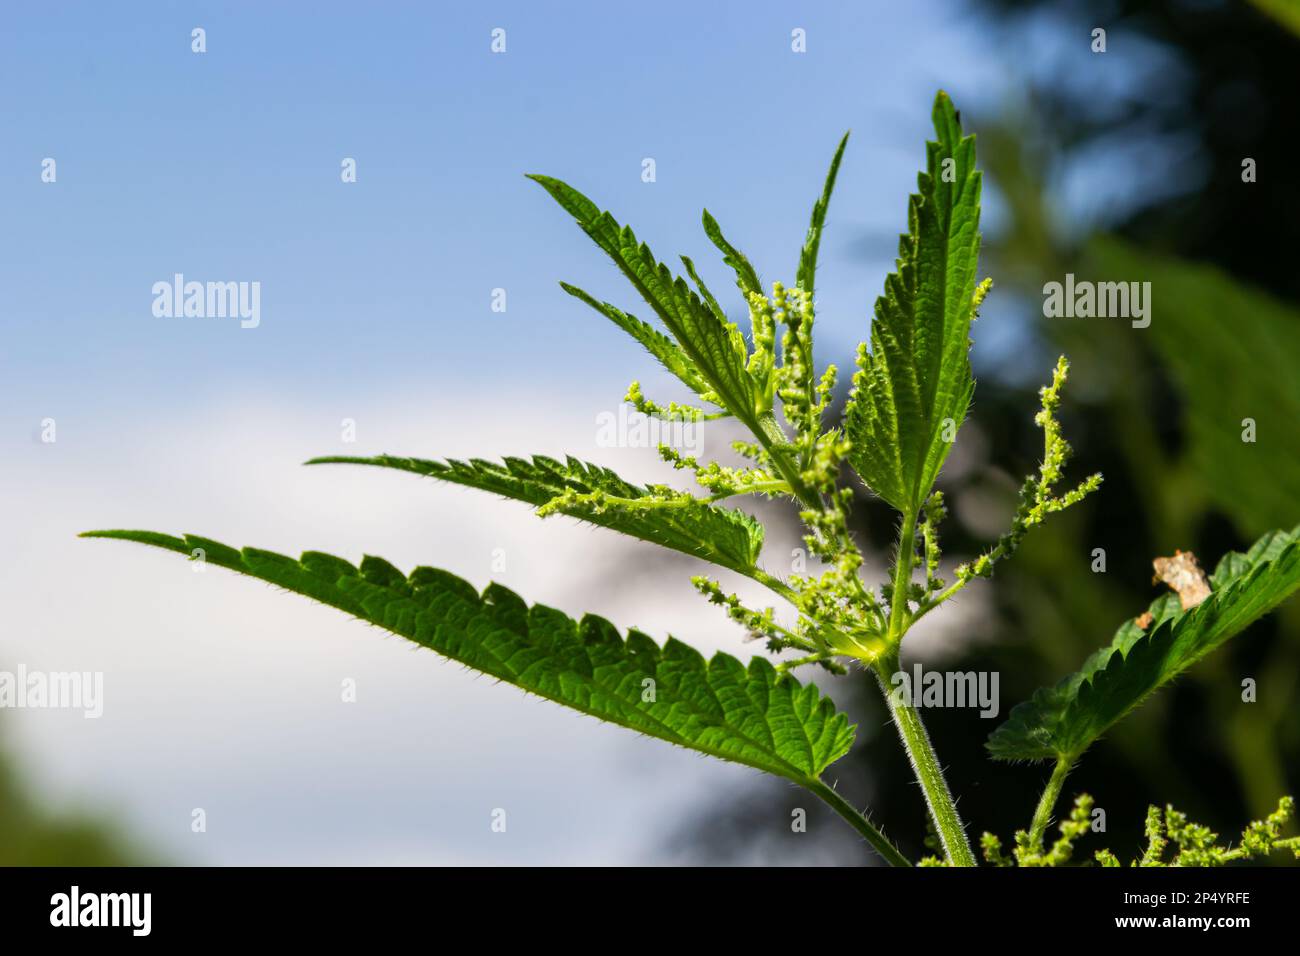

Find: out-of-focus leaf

[1089,239,1300,535]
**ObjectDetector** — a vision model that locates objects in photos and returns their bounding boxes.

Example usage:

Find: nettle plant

[88,92,1300,866]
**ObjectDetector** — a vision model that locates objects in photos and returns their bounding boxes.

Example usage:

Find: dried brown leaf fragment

[1152,549,1212,611]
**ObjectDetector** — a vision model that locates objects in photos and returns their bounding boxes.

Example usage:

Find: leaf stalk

[1028,756,1074,851]
[804,777,912,867]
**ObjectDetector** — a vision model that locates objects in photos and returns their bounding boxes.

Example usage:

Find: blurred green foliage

[0,735,144,865]
[1088,239,1300,537]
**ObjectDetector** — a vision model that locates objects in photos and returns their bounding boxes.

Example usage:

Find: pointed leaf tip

[844,88,981,513]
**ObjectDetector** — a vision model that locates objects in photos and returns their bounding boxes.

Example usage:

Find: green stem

[804,777,912,867]
[887,510,918,640]
[909,576,970,627]
[754,413,823,510]
[873,649,977,866]
[749,568,801,604]
[747,568,876,662]
[705,479,794,501]
[776,653,836,673]
[1028,756,1073,850]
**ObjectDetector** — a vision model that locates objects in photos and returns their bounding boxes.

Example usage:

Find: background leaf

[1248,0,1300,37]
[81,531,856,782]
[988,526,1300,761]
[1088,239,1300,536]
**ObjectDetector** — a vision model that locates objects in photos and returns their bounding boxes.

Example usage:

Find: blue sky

[2,1,1012,421]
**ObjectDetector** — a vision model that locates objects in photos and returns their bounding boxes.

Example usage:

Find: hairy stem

[706,479,794,501]
[1028,756,1073,850]
[909,576,969,627]
[804,777,912,867]
[887,510,918,640]
[874,649,977,866]
[747,568,864,660]
[749,568,801,604]
[754,413,823,510]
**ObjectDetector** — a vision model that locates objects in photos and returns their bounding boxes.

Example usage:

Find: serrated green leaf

[81,530,855,781]
[558,282,710,395]
[797,132,850,296]
[528,174,759,425]
[305,454,765,574]
[845,91,981,514]
[679,254,728,326]
[701,208,764,301]
[988,526,1300,762]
